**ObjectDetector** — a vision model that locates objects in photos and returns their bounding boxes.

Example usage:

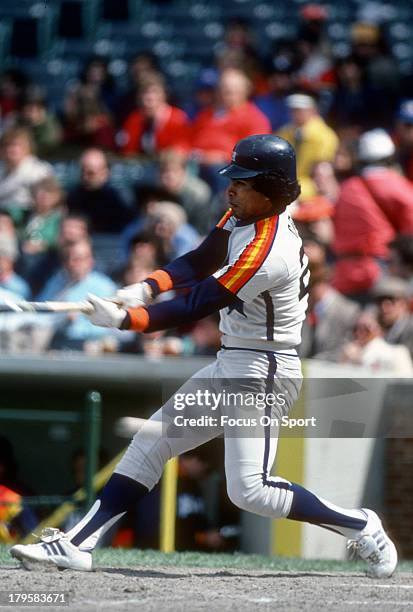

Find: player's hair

[252,171,301,212]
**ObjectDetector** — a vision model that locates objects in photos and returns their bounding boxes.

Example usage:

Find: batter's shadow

[99,567,184,579]
[101,568,357,579]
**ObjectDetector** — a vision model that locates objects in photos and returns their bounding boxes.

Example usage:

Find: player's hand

[115,282,153,308]
[86,294,128,328]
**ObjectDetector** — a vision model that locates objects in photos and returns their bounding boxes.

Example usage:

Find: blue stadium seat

[101,0,131,22]
[0,21,11,69]
[50,161,80,190]
[91,233,125,275]
[57,0,99,39]
[9,12,55,58]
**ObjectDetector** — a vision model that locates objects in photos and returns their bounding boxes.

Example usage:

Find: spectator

[372,277,413,359]
[157,149,212,235]
[121,189,200,263]
[147,201,200,262]
[292,193,334,247]
[294,4,332,93]
[79,56,118,115]
[127,231,164,271]
[388,235,413,292]
[328,55,373,136]
[0,211,17,240]
[333,140,357,182]
[58,213,90,248]
[311,159,340,203]
[340,310,413,375]
[277,93,338,199]
[116,53,161,124]
[350,22,400,130]
[66,149,132,234]
[190,68,271,191]
[38,239,117,351]
[0,128,53,225]
[0,234,30,299]
[17,86,62,155]
[19,177,64,293]
[299,261,360,360]
[179,314,222,357]
[183,69,218,121]
[394,99,413,182]
[111,230,162,285]
[0,69,28,123]
[214,19,267,95]
[254,56,293,131]
[63,84,115,150]
[120,73,189,156]
[331,129,413,300]
[21,177,63,255]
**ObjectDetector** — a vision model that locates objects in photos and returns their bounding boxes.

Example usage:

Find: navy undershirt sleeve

[144,276,241,333]
[162,227,230,289]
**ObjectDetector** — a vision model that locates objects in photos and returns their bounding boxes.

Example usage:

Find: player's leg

[222,349,397,577]
[10,364,223,569]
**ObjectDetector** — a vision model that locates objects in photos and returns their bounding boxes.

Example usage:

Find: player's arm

[88,275,241,332]
[115,210,234,308]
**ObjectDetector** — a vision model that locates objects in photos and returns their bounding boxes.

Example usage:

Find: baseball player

[11,135,397,578]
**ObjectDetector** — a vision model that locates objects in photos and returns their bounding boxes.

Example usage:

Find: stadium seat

[0,21,11,69]
[9,12,55,58]
[57,0,99,39]
[101,0,131,22]
[50,161,80,190]
[91,233,125,275]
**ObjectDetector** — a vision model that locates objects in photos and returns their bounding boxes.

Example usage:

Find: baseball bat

[0,299,108,314]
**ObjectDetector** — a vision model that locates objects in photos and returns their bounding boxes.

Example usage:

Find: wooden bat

[0,299,99,314]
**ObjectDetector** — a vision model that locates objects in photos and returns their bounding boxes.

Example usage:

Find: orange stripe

[146,270,173,293]
[219,219,270,289]
[127,307,150,332]
[218,216,278,293]
[216,208,233,228]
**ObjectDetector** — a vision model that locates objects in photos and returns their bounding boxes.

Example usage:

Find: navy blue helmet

[219,134,297,183]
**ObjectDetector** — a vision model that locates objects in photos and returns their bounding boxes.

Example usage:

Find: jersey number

[299,246,310,301]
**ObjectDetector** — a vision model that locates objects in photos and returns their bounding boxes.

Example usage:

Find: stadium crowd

[0,6,412,372]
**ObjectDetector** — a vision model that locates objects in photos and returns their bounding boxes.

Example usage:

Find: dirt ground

[1,565,413,611]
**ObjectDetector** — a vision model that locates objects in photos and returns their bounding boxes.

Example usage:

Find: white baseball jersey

[213,209,309,352]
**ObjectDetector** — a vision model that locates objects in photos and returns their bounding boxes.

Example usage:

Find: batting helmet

[219,134,300,208]
[218,134,298,182]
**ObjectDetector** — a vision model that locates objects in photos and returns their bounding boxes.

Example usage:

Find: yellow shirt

[277,115,339,199]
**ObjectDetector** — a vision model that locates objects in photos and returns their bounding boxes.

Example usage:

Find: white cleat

[10,528,92,572]
[347,509,398,578]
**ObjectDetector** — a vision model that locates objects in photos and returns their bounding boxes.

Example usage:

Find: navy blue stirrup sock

[288,483,368,536]
[70,473,148,547]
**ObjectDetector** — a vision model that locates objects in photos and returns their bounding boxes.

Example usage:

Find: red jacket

[332,168,413,294]
[121,105,189,154]
[190,101,271,161]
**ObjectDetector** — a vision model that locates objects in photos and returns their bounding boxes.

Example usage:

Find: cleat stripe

[56,542,66,556]
[42,543,51,556]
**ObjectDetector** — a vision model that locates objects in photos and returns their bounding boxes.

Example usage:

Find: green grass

[1,545,413,572]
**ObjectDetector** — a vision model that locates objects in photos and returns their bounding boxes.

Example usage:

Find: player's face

[227,179,274,220]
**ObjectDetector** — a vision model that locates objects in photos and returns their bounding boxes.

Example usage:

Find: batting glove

[87,294,128,329]
[115,282,153,308]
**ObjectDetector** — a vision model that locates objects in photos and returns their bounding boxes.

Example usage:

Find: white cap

[358,129,395,162]
[286,94,316,109]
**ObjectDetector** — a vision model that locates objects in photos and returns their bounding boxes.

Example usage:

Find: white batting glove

[87,294,128,329]
[115,282,153,308]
